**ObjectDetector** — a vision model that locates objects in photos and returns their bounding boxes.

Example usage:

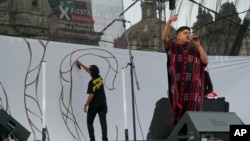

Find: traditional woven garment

[166,41,206,125]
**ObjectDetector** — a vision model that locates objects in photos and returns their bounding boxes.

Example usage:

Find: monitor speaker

[0,109,30,141]
[166,111,244,141]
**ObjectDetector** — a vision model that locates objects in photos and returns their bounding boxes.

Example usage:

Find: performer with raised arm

[162,14,209,125]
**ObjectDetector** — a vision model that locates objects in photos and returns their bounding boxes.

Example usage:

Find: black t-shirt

[87,75,107,107]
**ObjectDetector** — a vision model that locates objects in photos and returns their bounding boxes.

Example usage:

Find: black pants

[87,105,108,141]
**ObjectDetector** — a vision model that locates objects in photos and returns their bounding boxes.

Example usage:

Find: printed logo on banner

[230,125,250,141]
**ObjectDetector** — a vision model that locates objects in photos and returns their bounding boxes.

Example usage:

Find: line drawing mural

[1,35,250,141]
[23,39,50,141]
[0,82,10,114]
[59,48,119,141]
[1,37,119,140]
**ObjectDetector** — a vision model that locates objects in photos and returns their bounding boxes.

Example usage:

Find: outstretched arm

[162,14,178,50]
[76,60,91,74]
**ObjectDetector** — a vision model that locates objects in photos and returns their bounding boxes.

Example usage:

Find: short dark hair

[89,65,99,77]
[176,26,190,34]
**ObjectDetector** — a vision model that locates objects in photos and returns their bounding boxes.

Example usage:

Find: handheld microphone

[191,35,199,41]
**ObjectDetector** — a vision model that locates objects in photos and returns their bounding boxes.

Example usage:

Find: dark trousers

[87,105,108,141]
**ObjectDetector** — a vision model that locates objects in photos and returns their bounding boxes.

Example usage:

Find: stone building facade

[114,0,176,52]
[0,0,48,39]
[192,2,250,56]
[1,0,249,55]
[0,0,101,46]
[115,1,250,56]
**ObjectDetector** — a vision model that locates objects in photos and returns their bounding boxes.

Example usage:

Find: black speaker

[147,98,174,139]
[147,97,230,140]
[166,111,244,141]
[203,97,229,112]
[0,109,30,141]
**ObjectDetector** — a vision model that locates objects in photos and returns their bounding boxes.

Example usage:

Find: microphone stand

[121,19,140,141]
[98,1,140,140]
[117,2,141,140]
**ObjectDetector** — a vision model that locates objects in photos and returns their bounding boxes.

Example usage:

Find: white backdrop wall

[0,35,249,141]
